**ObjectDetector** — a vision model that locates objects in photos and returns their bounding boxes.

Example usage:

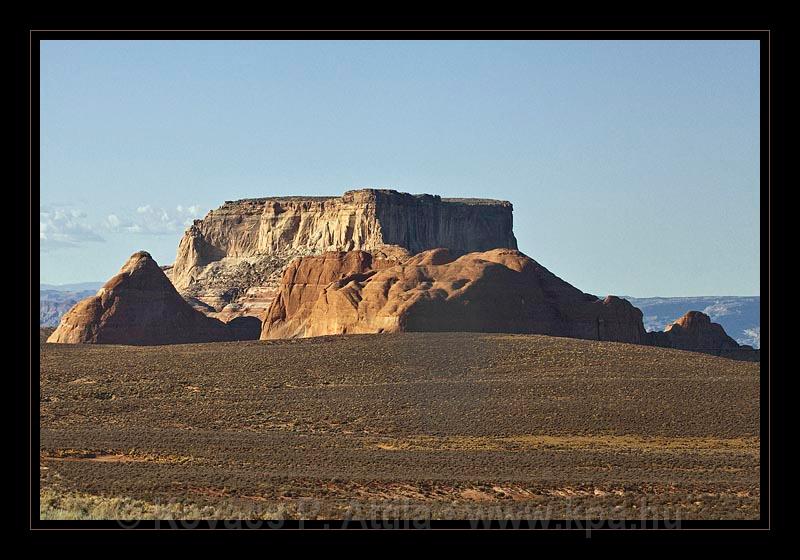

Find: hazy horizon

[40,40,760,297]
[37,280,760,299]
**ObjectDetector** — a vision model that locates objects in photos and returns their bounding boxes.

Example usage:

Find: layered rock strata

[168,189,516,318]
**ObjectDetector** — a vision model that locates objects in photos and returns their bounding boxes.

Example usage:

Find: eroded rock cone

[47,251,261,345]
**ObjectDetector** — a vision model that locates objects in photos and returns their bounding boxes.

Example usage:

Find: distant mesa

[166,188,517,321]
[47,251,261,345]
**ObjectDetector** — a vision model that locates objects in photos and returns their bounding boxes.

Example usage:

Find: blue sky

[40,40,760,296]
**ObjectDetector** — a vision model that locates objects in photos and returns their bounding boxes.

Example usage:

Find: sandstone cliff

[168,189,516,318]
[47,251,261,345]
[262,248,649,344]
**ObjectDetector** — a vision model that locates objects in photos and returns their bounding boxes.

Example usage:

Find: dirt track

[40,332,760,520]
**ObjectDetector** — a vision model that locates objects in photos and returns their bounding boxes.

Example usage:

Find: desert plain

[39,330,759,521]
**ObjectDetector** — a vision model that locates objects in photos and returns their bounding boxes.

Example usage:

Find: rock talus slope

[47,252,261,345]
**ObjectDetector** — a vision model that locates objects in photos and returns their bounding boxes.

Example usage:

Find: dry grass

[39,489,239,520]
[369,435,759,452]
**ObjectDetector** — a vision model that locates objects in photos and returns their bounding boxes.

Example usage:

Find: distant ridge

[40,284,105,327]
[40,282,104,292]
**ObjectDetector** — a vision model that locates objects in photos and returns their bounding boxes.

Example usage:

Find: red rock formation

[47,251,261,345]
[647,311,758,360]
[262,248,649,343]
[261,249,758,361]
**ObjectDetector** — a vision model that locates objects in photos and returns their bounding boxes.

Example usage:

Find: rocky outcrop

[168,189,516,319]
[263,251,405,339]
[47,251,261,345]
[262,248,649,343]
[648,311,759,360]
[260,248,758,361]
[622,296,760,348]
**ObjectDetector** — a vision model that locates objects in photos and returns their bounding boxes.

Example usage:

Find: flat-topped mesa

[169,188,517,318]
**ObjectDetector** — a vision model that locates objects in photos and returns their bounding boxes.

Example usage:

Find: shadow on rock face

[224,316,263,341]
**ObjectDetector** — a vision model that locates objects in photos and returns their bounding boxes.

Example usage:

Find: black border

[17,15,785,545]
